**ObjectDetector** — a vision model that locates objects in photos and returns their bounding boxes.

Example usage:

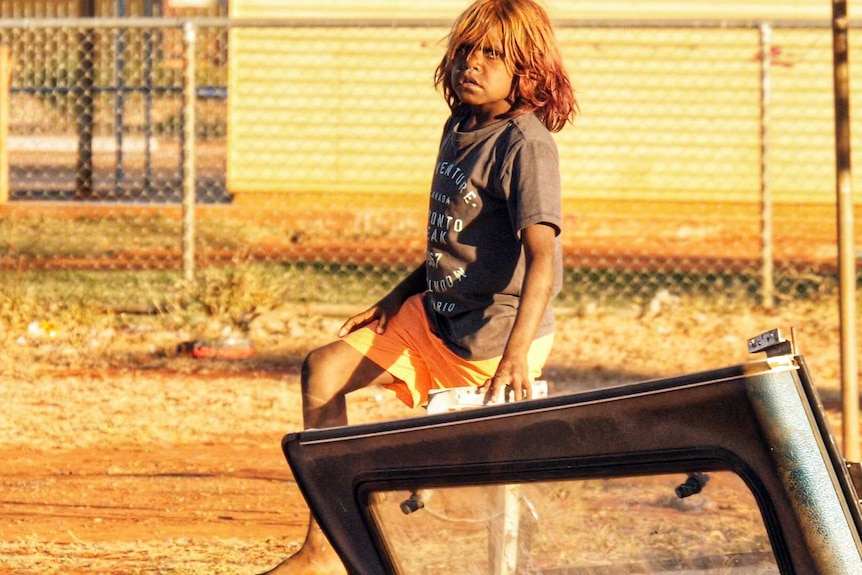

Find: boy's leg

[301,339,397,429]
[258,339,397,575]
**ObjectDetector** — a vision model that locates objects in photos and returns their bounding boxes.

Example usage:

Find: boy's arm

[481,223,557,402]
[338,264,427,337]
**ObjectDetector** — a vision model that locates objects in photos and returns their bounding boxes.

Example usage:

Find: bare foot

[257,516,346,575]
[257,545,345,575]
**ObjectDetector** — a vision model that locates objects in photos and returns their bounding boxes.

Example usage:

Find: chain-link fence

[0,17,860,308]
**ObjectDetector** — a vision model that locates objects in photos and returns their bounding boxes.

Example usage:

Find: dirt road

[0,364,414,574]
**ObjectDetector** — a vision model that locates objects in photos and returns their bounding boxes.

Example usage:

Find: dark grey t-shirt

[423,112,563,360]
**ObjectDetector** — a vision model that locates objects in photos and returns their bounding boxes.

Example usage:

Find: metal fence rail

[0,17,860,305]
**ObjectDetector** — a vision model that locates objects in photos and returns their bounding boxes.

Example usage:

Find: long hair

[434,0,577,133]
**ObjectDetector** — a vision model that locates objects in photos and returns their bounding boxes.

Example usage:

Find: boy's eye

[455,43,502,61]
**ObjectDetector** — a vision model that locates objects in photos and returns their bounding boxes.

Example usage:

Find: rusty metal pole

[759,23,774,310]
[0,45,10,204]
[831,0,859,462]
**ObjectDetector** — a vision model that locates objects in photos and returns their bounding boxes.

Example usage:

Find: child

[259,0,576,572]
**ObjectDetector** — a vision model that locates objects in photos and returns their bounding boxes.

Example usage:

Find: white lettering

[426,251,442,268]
[435,161,468,192]
[429,212,454,229]
[427,267,466,293]
[428,229,448,244]
[427,211,463,231]
[431,190,450,205]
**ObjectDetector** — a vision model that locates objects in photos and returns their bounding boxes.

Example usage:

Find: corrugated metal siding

[0,0,228,18]
[229,1,834,21]
[563,26,862,205]
[558,28,763,204]
[227,26,450,196]
[226,1,858,204]
[230,0,468,20]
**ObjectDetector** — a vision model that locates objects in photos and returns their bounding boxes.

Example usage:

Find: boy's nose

[464,54,481,70]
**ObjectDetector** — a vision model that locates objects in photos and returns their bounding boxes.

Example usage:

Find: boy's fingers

[476,381,492,402]
[375,315,388,334]
[479,379,508,404]
[495,385,508,404]
[337,320,354,338]
[338,310,372,337]
[479,379,532,404]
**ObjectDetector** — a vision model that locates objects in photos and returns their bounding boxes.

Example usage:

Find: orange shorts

[341,293,554,408]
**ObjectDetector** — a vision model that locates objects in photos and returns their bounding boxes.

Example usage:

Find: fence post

[831,0,859,462]
[0,45,9,204]
[74,10,95,199]
[114,19,128,196]
[182,21,197,282]
[758,23,774,310]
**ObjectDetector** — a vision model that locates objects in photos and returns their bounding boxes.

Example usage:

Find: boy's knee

[301,343,351,397]
[300,347,325,394]
[301,345,334,383]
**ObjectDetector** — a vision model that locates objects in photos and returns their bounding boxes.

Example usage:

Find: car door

[282,345,862,574]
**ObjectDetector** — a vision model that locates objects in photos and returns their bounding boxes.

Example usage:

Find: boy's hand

[338,264,426,338]
[479,356,532,404]
[337,307,381,338]
[338,294,403,337]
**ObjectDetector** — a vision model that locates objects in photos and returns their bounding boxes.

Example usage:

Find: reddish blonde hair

[434,0,577,133]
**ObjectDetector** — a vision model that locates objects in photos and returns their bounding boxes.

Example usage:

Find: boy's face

[451,28,514,122]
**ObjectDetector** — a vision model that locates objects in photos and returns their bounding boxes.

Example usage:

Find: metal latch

[747,328,798,358]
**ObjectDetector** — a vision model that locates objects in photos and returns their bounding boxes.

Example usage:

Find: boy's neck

[463,113,504,131]
[464,103,513,131]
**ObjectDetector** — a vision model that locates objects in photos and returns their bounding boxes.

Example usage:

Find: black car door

[283,350,862,574]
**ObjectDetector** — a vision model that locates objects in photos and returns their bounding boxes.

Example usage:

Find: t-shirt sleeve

[503,138,563,237]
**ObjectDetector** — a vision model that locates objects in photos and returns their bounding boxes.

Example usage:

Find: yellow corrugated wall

[227,26,450,196]
[226,2,857,204]
[229,1,834,21]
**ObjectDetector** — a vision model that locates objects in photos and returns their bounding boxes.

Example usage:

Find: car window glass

[368,471,778,574]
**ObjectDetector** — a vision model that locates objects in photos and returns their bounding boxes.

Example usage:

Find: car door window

[368,471,778,574]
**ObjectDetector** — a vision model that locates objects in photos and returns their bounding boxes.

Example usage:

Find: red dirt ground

[0,195,858,572]
[0,361,417,574]
[0,298,856,573]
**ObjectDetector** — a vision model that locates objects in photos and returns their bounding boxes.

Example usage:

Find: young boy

[259,0,576,572]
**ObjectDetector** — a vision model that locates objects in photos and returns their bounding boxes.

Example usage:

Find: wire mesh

[0,18,860,305]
